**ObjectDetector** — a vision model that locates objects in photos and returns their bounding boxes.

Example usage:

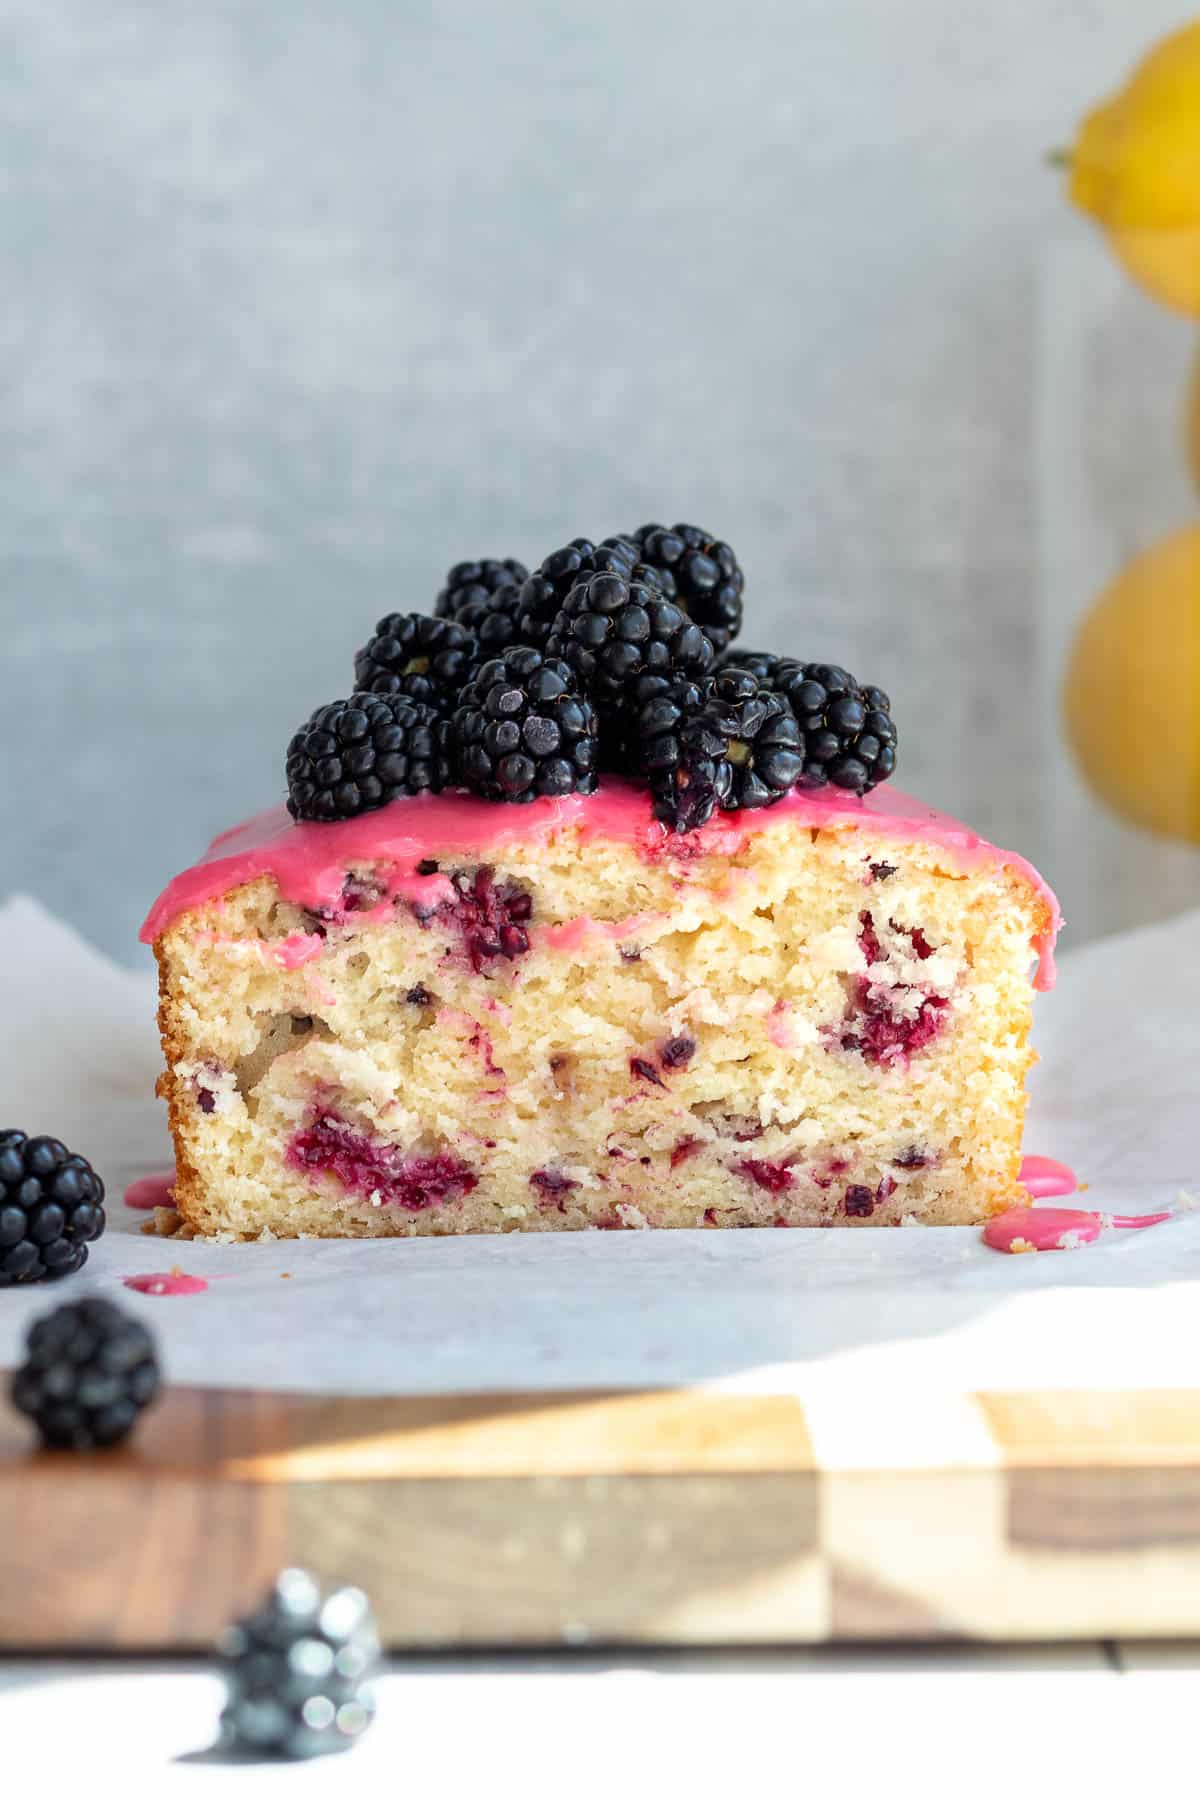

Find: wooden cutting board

[2,1383,1198,1649]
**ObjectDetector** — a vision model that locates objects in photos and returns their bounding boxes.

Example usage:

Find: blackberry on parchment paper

[217,1569,379,1760]
[0,1130,106,1285]
[11,1297,160,1448]
[353,611,477,710]
[453,648,599,803]
[286,694,450,822]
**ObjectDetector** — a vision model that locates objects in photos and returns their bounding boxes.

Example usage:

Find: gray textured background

[1,0,1197,964]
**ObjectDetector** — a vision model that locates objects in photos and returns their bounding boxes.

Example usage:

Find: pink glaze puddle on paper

[983,1207,1173,1254]
[1017,1155,1078,1199]
[139,780,1061,987]
[123,1270,208,1295]
[124,1171,177,1211]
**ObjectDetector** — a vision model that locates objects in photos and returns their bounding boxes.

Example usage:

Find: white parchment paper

[0,892,1196,1397]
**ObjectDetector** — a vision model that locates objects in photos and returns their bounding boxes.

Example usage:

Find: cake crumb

[281,1271,292,1279]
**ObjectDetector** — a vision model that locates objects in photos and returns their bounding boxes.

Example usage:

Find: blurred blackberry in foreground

[633,522,744,652]
[435,559,528,656]
[452,648,599,803]
[11,1297,159,1448]
[768,662,897,794]
[218,1569,379,1760]
[286,694,449,822]
[353,611,477,710]
[545,569,714,713]
[633,669,804,831]
[0,1131,106,1286]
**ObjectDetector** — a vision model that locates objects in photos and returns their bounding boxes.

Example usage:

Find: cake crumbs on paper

[1176,1190,1199,1213]
[280,1271,291,1279]
[1009,1237,1036,1254]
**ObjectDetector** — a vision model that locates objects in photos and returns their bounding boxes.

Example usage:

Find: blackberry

[0,1130,106,1285]
[633,522,744,652]
[11,1297,160,1448]
[286,694,449,822]
[452,647,599,803]
[353,611,477,710]
[516,535,664,652]
[720,647,782,683]
[217,1568,379,1759]
[435,558,529,656]
[768,662,897,794]
[544,569,714,714]
[634,669,804,832]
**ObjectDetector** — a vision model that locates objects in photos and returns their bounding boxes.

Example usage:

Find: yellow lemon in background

[1064,525,1200,843]
[1067,21,1200,317]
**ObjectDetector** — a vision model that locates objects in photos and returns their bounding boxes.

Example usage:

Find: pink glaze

[270,931,326,970]
[983,1207,1173,1253]
[767,1000,796,1049]
[123,1270,208,1295]
[140,780,1061,988]
[539,909,662,952]
[1018,1155,1078,1199]
[124,1171,177,1211]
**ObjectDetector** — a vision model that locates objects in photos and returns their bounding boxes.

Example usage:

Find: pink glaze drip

[124,1171,177,1211]
[270,931,326,970]
[983,1207,1173,1253]
[123,1270,208,1295]
[139,781,1061,988]
[1018,1155,1078,1199]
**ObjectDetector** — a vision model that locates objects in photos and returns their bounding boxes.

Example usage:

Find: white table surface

[1,1643,1193,1795]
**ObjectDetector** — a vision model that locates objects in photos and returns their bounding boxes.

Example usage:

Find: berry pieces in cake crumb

[11,1297,160,1448]
[414,865,533,972]
[530,1168,579,1198]
[659,1034,696,1068]
[287,1111,477,1211]
[894,1145,932,1169]
[869,861,897,883]
[630,1056,665,1087]
[453,648,599,803]
[218,1569,379,1759]
[632,522,745,652]
[670,1136,701,1169]
[405,984,434,1006]
[844,1177,898,1217]
[286,694,450,822]
[841,909,949,1067]
[737,1157,794,1193]
[0,1130,106,1286]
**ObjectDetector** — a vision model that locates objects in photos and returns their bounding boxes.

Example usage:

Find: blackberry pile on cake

[142,524,1059,1237]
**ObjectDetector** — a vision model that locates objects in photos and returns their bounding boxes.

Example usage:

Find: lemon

[1063,525,1200,843]
[1067,22,1200,317]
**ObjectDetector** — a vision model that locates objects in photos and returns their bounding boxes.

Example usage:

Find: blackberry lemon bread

[141,525,1059,1236]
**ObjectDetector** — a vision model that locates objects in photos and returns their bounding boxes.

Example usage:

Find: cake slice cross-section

[141,780,1059,1237]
